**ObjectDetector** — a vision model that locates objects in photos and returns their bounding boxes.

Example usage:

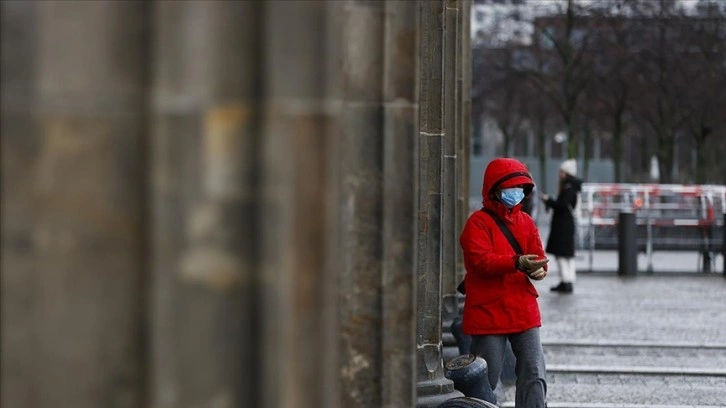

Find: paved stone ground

[496,274,726,408]
[572,249,724,275]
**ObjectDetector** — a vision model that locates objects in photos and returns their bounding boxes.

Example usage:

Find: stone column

[416,1,464,406]
[150,2,262,407]
[258,1,338,407]
[338,1,385,406]
[382,1,419,406]
[1,2,149,407]
[323,2,345,406]
[441,0,461,364]
[458,0,473,290]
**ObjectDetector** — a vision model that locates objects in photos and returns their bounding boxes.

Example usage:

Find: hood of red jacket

[481,158,534,215]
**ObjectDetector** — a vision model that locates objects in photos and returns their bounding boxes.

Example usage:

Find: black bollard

[451,316,472,355]
[618,211,637,276]
[437,397,499,408]
[444,355,497,405]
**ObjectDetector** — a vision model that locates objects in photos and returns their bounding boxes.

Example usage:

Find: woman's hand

[517,254,549,271]
[539,193,549,201]
[528,267,547,280]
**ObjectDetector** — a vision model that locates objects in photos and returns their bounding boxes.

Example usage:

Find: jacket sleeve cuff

[513,255,526,272]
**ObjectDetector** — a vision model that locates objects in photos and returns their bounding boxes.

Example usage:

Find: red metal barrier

[578,183,726,272]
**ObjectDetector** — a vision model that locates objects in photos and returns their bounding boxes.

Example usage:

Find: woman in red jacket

[460,157,549,407]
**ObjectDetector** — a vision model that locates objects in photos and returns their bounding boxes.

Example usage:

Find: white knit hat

[560,158,577,176]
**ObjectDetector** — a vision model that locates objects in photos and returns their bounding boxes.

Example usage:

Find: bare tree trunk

[612,112,624,183]
[530,99,548,192]
[566,112,578,159]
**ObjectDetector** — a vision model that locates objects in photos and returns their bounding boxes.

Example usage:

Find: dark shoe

[550,282,565,292]
[551,282,574,293]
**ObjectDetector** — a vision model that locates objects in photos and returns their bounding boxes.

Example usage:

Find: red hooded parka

[459,158,547,335]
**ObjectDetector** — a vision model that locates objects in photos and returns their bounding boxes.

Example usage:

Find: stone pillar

[338,1,385,406]
[150,2,262,407]
[416,1,464,406]
[323,2,345,406]
[382,1,419,406]
[457,1,472,306]
[441,0,461,364]
[258,1,339,407]
[1,2,149,407]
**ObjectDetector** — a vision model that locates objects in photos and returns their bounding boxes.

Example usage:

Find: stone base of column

[417,377,465,408]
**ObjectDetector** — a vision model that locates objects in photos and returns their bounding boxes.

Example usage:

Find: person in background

[460,157,549,407]
[540,158,583,294]
[521,184,540,225]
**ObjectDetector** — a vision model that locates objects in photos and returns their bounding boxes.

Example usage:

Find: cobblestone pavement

[497,274,726,407]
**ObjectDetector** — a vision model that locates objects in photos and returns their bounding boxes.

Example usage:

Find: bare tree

[680,1,726,183]
[587,3,638,182]
[471,0,534,157]
[471,0,726,184]
[473,45,531,156]
[525,0,594,158]
[630,0,692,183]
[519,55,556,191]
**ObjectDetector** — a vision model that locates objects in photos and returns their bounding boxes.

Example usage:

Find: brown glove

[528,267,547,280]
[517,254,549,272]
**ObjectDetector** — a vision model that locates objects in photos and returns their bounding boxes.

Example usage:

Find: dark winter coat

[544,175,583,258]
[459,158,547,335]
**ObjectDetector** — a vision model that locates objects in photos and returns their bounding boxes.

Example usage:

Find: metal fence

[577,183,726,272]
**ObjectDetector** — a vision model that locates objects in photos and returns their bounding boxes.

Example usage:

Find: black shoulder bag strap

[481,208,523,254]
[457,209,524,295]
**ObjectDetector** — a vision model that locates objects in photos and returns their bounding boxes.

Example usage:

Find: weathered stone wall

[0,1,471,407]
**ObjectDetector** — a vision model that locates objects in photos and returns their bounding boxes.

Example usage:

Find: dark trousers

[470,327,547,408]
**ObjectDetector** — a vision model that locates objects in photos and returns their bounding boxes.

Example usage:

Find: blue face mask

[499,187,525,208]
